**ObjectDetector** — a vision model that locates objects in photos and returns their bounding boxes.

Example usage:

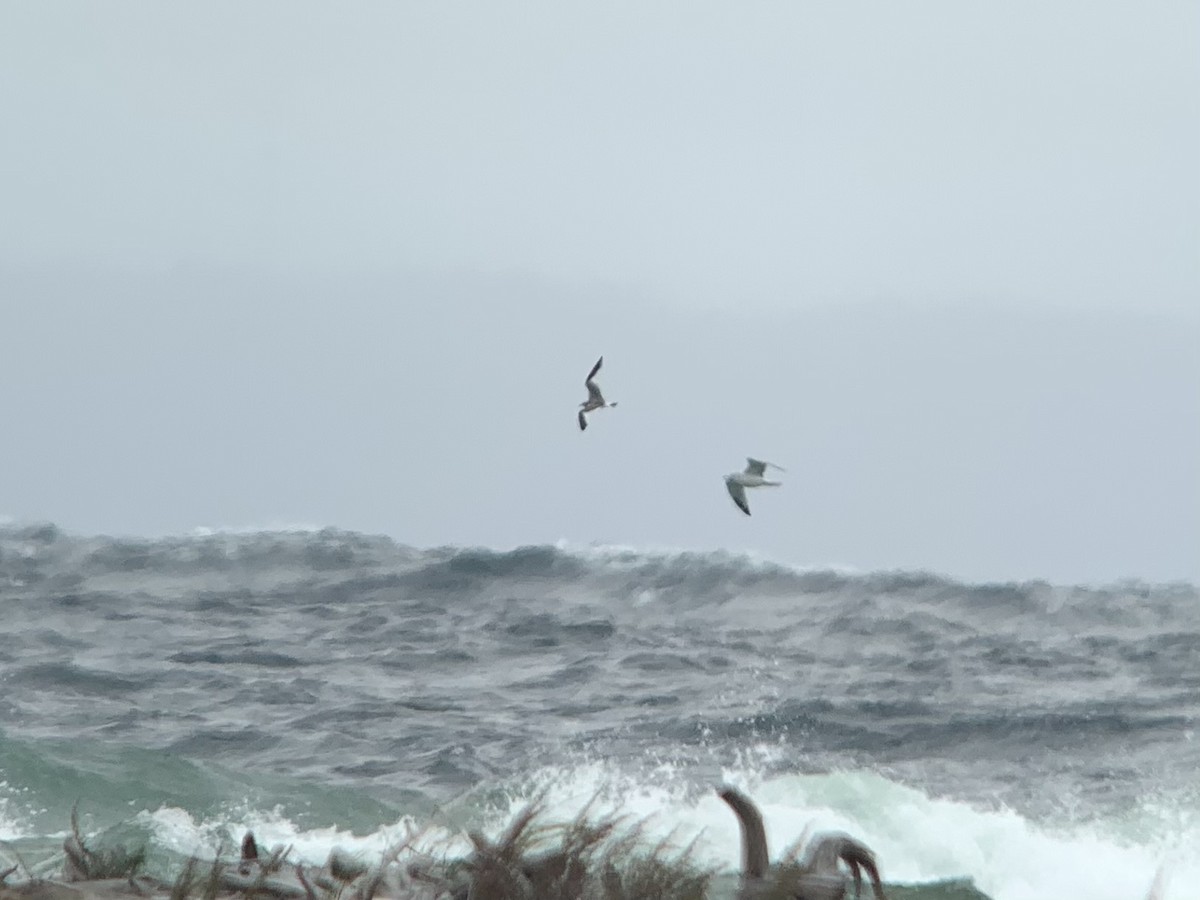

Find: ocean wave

[2,522,1197,899]
[5,662,149,696]
[167,650,306,668]
[7,747,1193,900]
[4,522,1194,608]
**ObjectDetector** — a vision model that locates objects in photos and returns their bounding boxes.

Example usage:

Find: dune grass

[64,804,147,882]
[15,793,896,900]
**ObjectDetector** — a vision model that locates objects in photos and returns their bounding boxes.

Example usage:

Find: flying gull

[577,356,617,431]
[724,457,785,516]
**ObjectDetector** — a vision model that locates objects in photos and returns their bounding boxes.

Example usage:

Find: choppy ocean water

[0,523,1196,899]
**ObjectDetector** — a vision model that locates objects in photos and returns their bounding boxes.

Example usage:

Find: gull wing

[726,479,751,516]
[584,356,606,404]
[1145,864,1169,900]
[578,409,588,431]
[745,457,785,475]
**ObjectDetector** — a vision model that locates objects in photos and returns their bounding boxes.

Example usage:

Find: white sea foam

[549,537,867,578]
[189,522,324,537]
[0,784,31,843]
[136,802,473,866]
[0,779,40,844]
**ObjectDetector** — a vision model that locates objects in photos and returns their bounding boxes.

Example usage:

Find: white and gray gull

[724,457,785,516]
[577,355,617,431]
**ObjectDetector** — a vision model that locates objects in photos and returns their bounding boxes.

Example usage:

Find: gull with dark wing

[577,356,617,431]
[724,457,785,516]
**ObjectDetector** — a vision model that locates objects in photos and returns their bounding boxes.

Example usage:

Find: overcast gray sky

[1,3,1197,584]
